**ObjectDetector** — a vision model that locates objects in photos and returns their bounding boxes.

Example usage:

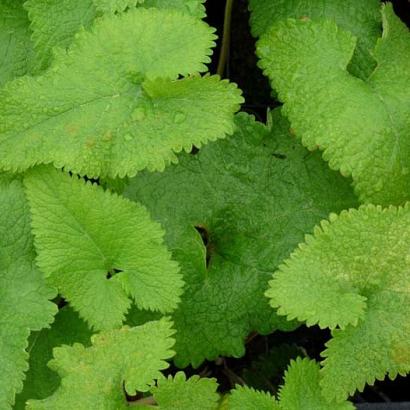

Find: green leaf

[152,372,219,410]
[24,0,97,73]
[257,4,410,206]
[0,174,57,409]
[249,0,381,79]
[227,386,279,410]
[27,318,175,409]
[122,109,357,366]
[93,0,144,14]
[227,358,354,409]
[141,0,206,18]
[266,204,410,401]
[278,358,354,409]
[14,307,93,409]
[0,0,34,85]
[24,166,182,330]
[0,8,242,178]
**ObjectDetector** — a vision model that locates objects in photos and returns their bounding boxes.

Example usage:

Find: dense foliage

[0,0,409,408]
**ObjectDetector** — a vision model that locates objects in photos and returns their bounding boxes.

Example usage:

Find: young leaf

[278,358,354,409]
[249,0,381,78]
[227,386,279,410]
[26,318,175,409]
[0,175,57,409]
[0,8,242,178]
[0,0,34,85]
[122,109,357,367]
[24,0,97,72]
[266,205,410,401]
[152,372,219,410]
[257,4,410,205]
[227,358,354,409]
[14,307,93,409]
[24,166,182,330]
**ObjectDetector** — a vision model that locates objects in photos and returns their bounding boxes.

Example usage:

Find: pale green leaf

[278,358,354,409]
[27,319,175,409]
[0,8,242,178]
[24,166,182,330]
[141,0,206,18]
[24,0,97,72]
[227,358,354,409]
[227,386,279,410]
[0,0,34,85]
[14,307,93,409]
[122,109,357,367]
[249,0,381,78]
[257,4,410,205]
[0,175,57,409]
[152,372,219,410]
[267,204,410,401]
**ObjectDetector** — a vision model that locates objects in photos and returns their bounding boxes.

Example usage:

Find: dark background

[197,0,410,405]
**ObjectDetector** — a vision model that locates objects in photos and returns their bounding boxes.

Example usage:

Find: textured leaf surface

[152,372,219,410]
[249,0,381,78]
[93,0,144,14]
[0,175,57,409]
[278,358,354,409]
[122,109,357,366]
[267,205,410,401]
[0,0,34,85]
[141,0,206,18]
[0,8,242,177]
[25,0,97,72]
[227,386,279,410]
[257,4,410,205]
[14,307,93,409]
[27,319,175,409]
[24,166,182,330]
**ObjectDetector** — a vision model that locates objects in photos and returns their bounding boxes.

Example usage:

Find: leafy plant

[1,0,410,408]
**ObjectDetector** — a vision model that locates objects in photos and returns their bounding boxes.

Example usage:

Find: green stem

[217,0,234,77]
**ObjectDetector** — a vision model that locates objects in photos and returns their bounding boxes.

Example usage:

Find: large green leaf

[257,4,410,205]
[266,204,410,401]
[249,0,381,79]
[27,319,175,409]
[122,109,357,367]
[24,166,182,330]
[0,175,57,409]
[0,0,34,85]
[0,8,242,178]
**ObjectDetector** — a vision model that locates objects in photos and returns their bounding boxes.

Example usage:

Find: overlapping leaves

[257,4,410,205]
[226,358,353,409]
[0,7,242,178]
[24,166,182,330]
[249,0,381,78]
[267,205,410,401]
[27,319,175,409]
[0,0,34,85]
[122,109,357,366]
[0,175,57,409]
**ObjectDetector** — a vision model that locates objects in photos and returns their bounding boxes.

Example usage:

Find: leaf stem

[217,0,234,77]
